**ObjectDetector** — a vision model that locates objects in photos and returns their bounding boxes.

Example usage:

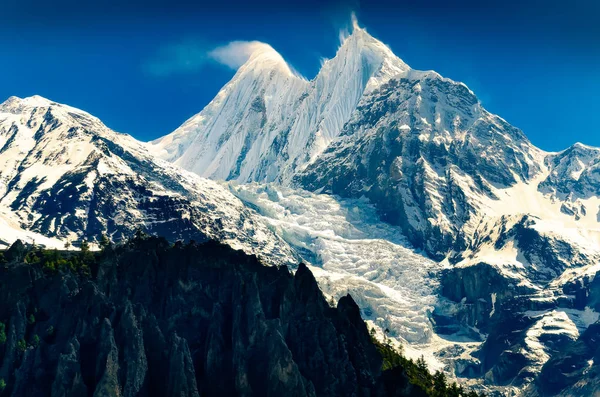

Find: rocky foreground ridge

[0,236,485,397]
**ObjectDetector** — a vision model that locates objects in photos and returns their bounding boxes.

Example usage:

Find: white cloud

[143,40,210,77]
[144,40,274,77]
[339,12,361,45]
[208,40,275,69]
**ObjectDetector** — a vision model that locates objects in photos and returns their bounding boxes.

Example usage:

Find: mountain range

[1,21,599,396]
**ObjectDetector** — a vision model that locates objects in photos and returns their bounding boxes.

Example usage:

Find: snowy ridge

[0,95,297,265]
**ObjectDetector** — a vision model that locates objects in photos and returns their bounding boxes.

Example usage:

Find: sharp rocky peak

[343,23,407,64]
[567,141,600,154]
[232,19,409,86]
[316,21,410,89]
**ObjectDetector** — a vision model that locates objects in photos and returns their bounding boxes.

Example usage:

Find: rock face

[514,271,600,396]
[527,322,600,396]
[433,213,600,390]
[0,237,423,397]
[540,142,600,201]
[296,73,541,259]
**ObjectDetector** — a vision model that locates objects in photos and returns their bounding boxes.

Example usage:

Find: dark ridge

[0,237,480,397]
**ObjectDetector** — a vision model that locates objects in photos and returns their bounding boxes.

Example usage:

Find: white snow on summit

[150,20,409,183]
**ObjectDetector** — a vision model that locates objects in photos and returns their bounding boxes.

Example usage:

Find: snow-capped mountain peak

[2,95,84,114]
[150,19,414,184]
[0,95,297,264]
[330,21,410,90]
[540,140,600,201]
[233,41,298,78]
[1,95,55,110]
[0,95,111,138]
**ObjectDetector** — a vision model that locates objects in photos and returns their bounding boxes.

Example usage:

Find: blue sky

[1,0,599,151]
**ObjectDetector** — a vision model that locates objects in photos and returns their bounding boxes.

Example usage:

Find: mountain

[296,69,544,258]
[1,17,598,397]
[540,142,600,204]
[151,21,600,395]
[0,95,296,265]
[150,22,409,184]
[0,236,450,397]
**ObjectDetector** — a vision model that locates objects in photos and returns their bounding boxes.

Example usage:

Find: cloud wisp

[144,40,275,77]
[143,40,210,77]
[208,41,275,69]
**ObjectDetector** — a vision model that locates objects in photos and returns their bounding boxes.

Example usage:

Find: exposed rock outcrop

[0,237,424,396]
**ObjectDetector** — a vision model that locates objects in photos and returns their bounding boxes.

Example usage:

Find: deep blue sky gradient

[1,0,598,150]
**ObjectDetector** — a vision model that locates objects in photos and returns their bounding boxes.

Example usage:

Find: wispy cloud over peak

[144,39,288,77]
[208,41,278,69]
[143,39,210,77]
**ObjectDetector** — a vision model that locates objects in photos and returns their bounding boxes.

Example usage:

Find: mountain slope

[0,95,296,265]
[296,70,544,258]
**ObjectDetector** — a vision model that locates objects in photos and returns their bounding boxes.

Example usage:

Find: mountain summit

[150,22,410,183]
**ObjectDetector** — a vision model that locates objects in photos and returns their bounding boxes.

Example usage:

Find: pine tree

[432,370,447,396]
[99,233,111,250]
[0,322,6,344]
[416,355,428,373]
[134,228,147,240]
[413,355,431,389]
[447,381,461,397]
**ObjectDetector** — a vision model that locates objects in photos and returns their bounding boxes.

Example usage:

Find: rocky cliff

[0,237,430,397]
